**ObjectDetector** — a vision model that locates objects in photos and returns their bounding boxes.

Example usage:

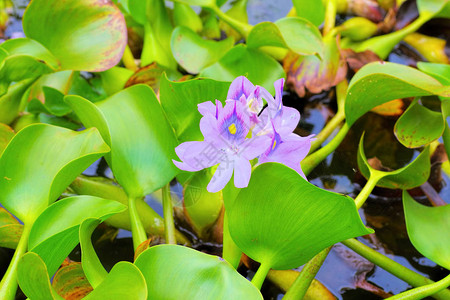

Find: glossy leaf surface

[66,84,179,198]
[394,100,445,148]
[23,0,127,71]
[171,26,234,74]
[159,75,229,142]
[403,191,450,270]
[228,163,372,270]
[345,62,450,126]
[17,252,64,300]
[200,45,285,94]
[134,244,262,299]
[0,124,109,223]
[357,135,431,189]
[0,78,37,124]
[28,196,126,276]
[417,62,450,85]
[292,0,325,26]
[83,262,147,300]
[247,17,324,57]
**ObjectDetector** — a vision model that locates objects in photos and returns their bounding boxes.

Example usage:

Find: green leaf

[17,252,64,300]
[417,62,450,85]
[292,0,325,26]
[28,70,75,103]
[345,62,450,126]
[171,26,234,74]
[52,262,93,299]
[28,196,126,276]
[0,208,23,249]
[0,78,36,124]
[169,0,215,8]
[27,87,72,116]
[0,38,59,94]
[79,218,108,288]
[134,244,262,299]
[0,123,14,156]
[173,3,203,33]
[394,100,445,148]
[417,0,450,17]
[200,44,285,94]
[0,124,110,223]
[403,191,450,270]
[228,163,372,270]
[357,134,431,189]
[247,18,324,58]
[23,0,127,72]
[159,75,229,142]
[66,84,178,198]
[183,170,223,237]
[83,262,147,300]
[99,67,134,96]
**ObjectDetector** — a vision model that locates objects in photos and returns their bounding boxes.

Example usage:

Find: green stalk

[323,0,337,36]
[222,212,242,269]
[354,172,383,209]
[210,4,253,38]
[122,44,138,71]
[342,239,450,300]
[128,196,147,250]
[283,247,332,300]
[251,262,271,289]
[0,223,31,300]
[162,184,176,245]
[387,275,450,300]
[302,121,350,176]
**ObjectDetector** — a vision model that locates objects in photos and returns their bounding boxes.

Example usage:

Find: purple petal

[227,76,254,101]
[218,100,250,141]
[200,114,218,138]
[198,101,216,117]
[273,106,300,136]
[233,156,252,188]
[274,78,285,108]
[207,161,234,192]
[241,135,272,160]
[174,141,224,171]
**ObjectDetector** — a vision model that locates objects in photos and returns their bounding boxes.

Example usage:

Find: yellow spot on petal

[272,140,277,150]
[228,123,237,134]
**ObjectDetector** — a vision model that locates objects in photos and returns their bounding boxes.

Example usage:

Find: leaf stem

[251,262,271,290]
[210,4,253,38]
[354,172,383,209]
[302,121,350,176]
[128,196,147,250]
[0,223,31,300]
[222,212,242,269]
[323,0,337,36]
[282,246,332,300]
[309,110,345,153]
[162,184,177,244]
[342,238,450,300]
[122,44,138,71]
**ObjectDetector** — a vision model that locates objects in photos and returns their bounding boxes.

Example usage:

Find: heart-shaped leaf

[171,26,234,74]
[417,0,450,17]
[403,191,450,270]
[0,124,110,223]
[52,262,93,299]
[17,252,64,300]
[28,196,126,276]
[134,244,262,299]
[83,261,147,300]
[247,17,324,58]
[345,62,450,126]
[23,0,127,72]
[200,45,285,94]
[228,163,372,270]
[66,84,179,198]
[159,75,229,143]
[0,123,14,156]
[357,134,431,189]
[0,38,59,94]
[0,208,22,249]
[417,62,450,85]
[394,100,445,148]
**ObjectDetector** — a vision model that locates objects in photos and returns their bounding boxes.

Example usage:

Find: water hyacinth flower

[173,76,314,192]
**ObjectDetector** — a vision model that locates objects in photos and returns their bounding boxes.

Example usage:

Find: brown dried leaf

[341,48,382,72]
[52,262,93,300]
[371,99,405,116]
